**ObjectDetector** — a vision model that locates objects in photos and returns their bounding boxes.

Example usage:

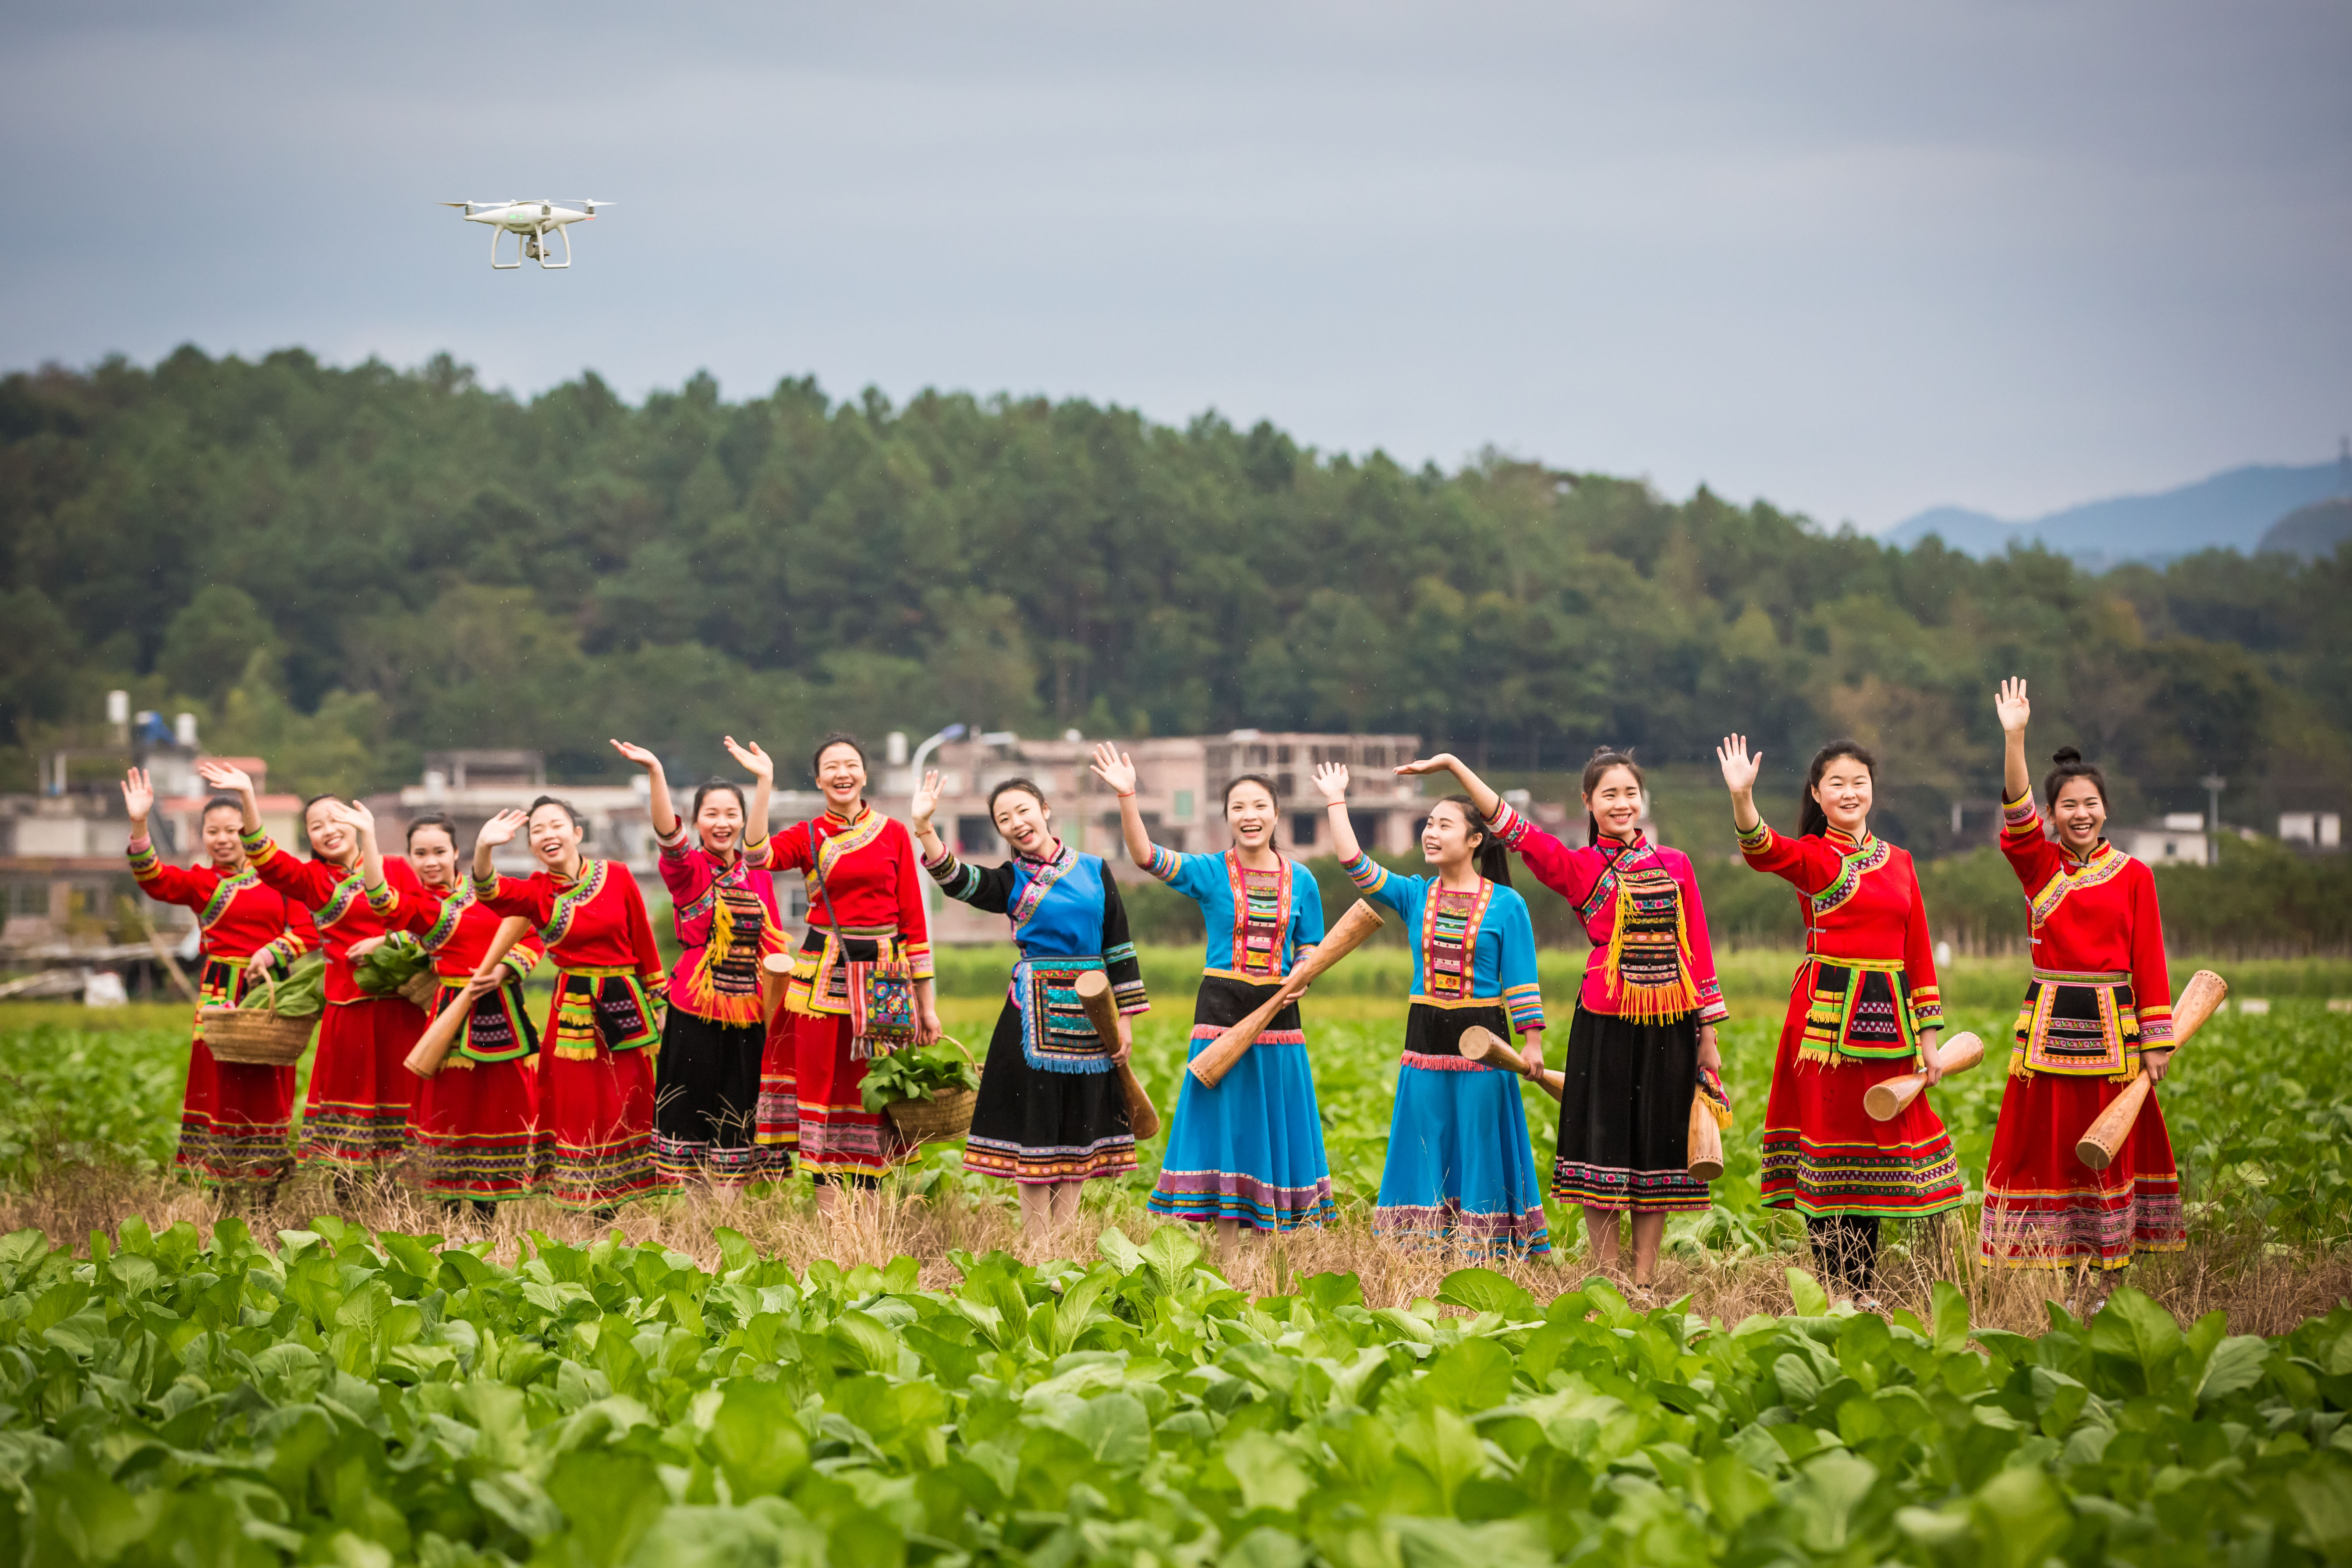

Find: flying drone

[438,198,612,269]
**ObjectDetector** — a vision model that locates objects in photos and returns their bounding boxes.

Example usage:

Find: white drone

[438,198,612,269]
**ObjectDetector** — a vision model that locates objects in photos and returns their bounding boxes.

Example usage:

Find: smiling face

[815,743,866,813]
[407,824,458,888]
[1585,764,1644,842]
[1226,780,1277,852]
[527,803,583,868]
[304,800,354,865]
[991,788,1054,859]
[200,804,245,870]
[695,785,745,855]
[1420,800,1483,870]
[1811,755,1874,836]
[2051,777,2108,852]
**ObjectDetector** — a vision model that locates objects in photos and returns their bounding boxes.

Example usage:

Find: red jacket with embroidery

[1737,819,1944,1030]
[471,860,665,984]
[241,827,425,1005]
[126,836,314,966]
[769,808,932,956]
[1488,805,1729,1026]
[1999,792,2174,1044]
[390,878,546,984]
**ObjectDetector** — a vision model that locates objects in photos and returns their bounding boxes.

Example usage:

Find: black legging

[1806,1214,1881,1296]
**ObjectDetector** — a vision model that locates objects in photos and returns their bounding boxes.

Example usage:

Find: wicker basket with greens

[200,949,326,1064]
[859,1037,981,1144]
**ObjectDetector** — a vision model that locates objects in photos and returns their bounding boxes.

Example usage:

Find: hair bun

[2051,746,2083,766]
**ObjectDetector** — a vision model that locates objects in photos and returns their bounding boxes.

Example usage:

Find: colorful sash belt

[1796,956,1922,1065]
[551,966,661,1061]
[1011,955,1112,1074]
[2011,968,2141,1080]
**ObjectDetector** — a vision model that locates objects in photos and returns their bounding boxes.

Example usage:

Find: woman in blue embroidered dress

[1315,762,1550,1256]
[1091,746,1335,1252]
[911,771,1148,1234]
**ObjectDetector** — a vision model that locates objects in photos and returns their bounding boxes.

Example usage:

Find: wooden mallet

[403,918,531,1080]
[1864,1030,1987,1121]
[2076,969,2226,1171]
[1188,900,1386,1089]
[1459,1023,1566,1099]
[1073,970,1162,1140]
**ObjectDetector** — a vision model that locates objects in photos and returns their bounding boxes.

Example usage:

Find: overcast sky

[3,1,2346,530]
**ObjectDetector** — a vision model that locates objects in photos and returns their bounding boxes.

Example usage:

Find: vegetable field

[0,963,2348,1564]
[2,1215,2349,1566]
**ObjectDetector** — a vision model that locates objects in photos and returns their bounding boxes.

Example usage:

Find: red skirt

[301,996,425,1171]
[789,1010,911,1180]
[410,1057,542,1201]
[756,1009,797,1158]
[1760,996,1964,1218]
[1980,1071,2182,1269]
[537,1044,667,1209]
[177,958,297,1186]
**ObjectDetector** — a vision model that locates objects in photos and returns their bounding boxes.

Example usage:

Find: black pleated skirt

[961,1000,1136,1186]
[1550,1004,1710,1213]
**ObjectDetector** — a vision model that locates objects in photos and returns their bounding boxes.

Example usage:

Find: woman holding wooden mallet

[1980,679,2184,1288]
[1399,748,1732,1289]
[912,771,1149,1234]
[1318,762,1552,1257]
[349,813,544,1216]
[1717,736,1965,1310]
[1091,747,1338,1249]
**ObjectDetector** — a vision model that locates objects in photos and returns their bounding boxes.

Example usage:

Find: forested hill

[1,346,2346,845]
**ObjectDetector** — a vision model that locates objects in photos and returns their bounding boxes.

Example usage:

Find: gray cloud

[2,0,2346,528]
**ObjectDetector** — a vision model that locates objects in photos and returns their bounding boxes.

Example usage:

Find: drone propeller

[438,199,518,209]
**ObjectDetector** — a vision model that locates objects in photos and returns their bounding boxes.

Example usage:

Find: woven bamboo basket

[199,1005,316,1065]
[398,968,443,1010]
[882,1037,979,1145]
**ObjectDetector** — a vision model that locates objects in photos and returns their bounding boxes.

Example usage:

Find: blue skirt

[1374,1004,1551,1256]
[1148,978,1336,1231]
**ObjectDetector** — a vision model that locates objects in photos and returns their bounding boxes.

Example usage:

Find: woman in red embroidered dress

[1717,735,1965,1306]
[354,813,545,1212]
[198,762,428,1180]
[471,796,672,1212]
[1403,748,1732,1287]
[121,769,314,1193]
[1981,679,2181,1285]
[612,736,788,1190]
[769,734,940,1211]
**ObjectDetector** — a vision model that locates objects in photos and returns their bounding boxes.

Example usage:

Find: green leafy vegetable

[858,1038,980,1113]
[352,933,432,996]
[240,948,326,1018]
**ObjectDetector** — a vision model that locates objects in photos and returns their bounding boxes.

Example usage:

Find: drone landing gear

[489,225,571,270]
[489,226,521,270]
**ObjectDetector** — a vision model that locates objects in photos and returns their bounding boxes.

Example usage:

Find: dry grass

[5,1165,2341,1338]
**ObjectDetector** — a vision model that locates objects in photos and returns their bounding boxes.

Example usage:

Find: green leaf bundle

[352,934,432,997]
[859,1037,981,1113]
[240,948,326,1018]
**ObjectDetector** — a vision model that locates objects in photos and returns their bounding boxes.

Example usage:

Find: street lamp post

[2200,773,2227,867]
[908,724,967,928]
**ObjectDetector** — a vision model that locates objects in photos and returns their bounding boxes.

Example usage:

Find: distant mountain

[1886,459,2348,566]
[2260,496,2352,561]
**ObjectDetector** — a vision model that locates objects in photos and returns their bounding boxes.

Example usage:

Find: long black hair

[1431,794,1512,887]
[1580,745,1643,846]
[1797,740,1876,839]
[198,794,244,824]
[2043,746,2108,813]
